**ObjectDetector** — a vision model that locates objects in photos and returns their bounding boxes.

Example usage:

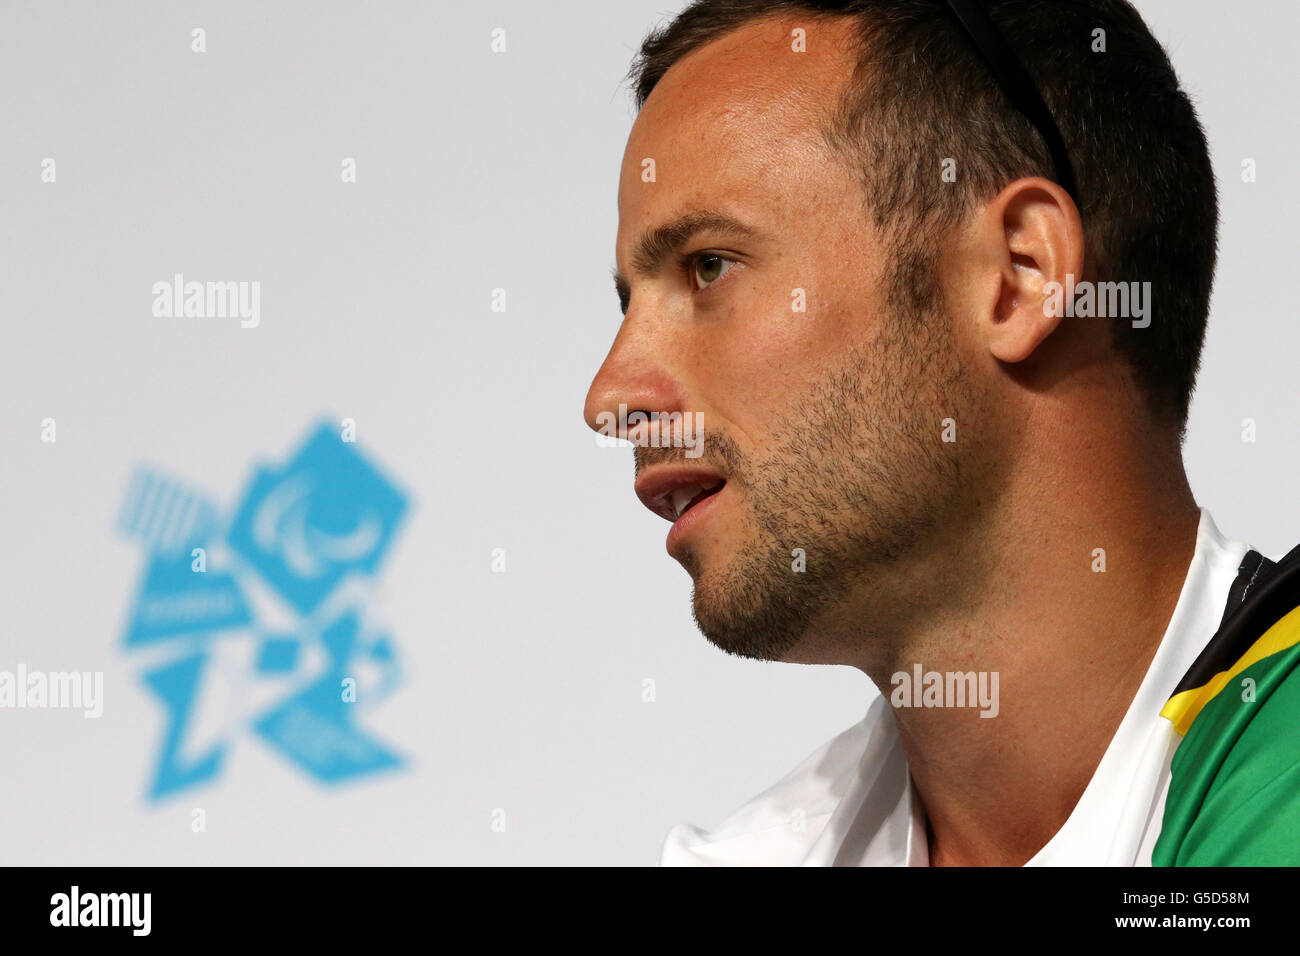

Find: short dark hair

[627,0,1219,431]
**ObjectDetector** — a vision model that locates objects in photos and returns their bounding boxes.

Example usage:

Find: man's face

[585,17,981,665]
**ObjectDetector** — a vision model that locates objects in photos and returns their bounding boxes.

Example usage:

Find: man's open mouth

[634,468,728,523]
[671,480,724,519]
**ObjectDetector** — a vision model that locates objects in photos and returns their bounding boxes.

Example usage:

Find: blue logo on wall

[115,421,410,800]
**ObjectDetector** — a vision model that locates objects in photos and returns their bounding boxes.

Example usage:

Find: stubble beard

[684,280,976,664]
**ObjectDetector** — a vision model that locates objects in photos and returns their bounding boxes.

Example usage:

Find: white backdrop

[0,0,1296,865]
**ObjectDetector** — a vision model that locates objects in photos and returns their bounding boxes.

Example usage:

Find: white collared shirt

[659,509,1251,866]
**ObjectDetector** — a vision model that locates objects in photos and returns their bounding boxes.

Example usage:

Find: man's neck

[860,434,1200,866]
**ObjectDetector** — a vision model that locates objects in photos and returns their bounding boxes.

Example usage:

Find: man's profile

[584,0,1300,866]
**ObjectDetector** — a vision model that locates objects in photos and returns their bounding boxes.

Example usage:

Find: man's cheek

[711,332,845,405]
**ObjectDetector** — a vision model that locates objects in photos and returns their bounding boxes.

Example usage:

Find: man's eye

[689,253,734,292]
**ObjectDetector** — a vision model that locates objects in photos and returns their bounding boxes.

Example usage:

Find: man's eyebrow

[611,210,759,307]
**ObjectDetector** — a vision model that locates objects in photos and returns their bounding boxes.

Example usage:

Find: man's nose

[583,333,684,438]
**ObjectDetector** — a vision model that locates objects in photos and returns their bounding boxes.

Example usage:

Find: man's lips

[634,466,728,523]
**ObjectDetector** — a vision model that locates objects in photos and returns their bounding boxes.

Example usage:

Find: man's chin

[687,564,814,663]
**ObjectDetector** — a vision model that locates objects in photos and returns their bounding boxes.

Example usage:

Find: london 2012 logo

[115,420,410,800]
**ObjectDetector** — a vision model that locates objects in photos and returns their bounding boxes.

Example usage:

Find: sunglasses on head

[944,0,1079,203]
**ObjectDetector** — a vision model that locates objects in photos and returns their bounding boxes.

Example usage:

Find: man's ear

[977,178,1085,364]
